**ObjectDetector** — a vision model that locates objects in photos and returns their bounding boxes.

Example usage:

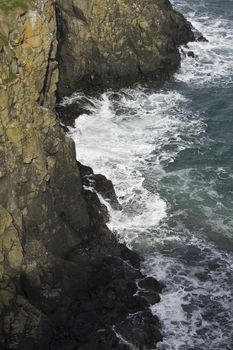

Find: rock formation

[56,0,194,96]
[0,0,194,348]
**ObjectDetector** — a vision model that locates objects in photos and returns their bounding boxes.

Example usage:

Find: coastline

[0,0,196,348]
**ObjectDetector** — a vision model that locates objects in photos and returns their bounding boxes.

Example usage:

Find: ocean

[65,0,233,348]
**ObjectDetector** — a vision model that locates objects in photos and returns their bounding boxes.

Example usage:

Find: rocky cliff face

[56,0,194,96]
[0,1,166,349]
[0,0,90,347]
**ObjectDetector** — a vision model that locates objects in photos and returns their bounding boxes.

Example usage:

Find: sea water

[65,0,233,348]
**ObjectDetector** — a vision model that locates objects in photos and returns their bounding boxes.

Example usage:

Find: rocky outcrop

[0,1,163,349]
[0,0,87,347]
[56,0,194,96]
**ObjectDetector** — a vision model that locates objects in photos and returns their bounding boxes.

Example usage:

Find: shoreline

[0,0,198,348]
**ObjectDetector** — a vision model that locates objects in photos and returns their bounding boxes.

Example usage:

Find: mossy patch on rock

[0,0,29,13]
[2,73,17,85]
[0,33,7,48]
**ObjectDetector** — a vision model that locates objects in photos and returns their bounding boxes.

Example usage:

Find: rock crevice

[56,0,194,96]
[0,0,194,348]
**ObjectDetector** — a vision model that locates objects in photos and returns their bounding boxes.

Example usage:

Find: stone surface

[0,1,87,348]
[78,161,122,210]
[0,1,163,348]
[56,0,194,96]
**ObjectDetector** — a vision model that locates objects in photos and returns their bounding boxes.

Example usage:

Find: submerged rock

[56,0,195,96]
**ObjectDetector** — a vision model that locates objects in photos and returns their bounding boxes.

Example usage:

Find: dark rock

[56,100,92,127]
[187,50,195,58]
[138,290,161,305]
[56,103,79,127]
[197,34,208,42]
[138,276,164,294]
[92,173,122,210]
[1,0,194,348]
[116,311,163,349]
[56,0,195,96]
[78,161,122,211]
[45,254,160,350]
[191,25,209,42]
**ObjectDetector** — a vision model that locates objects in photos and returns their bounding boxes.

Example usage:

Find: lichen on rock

[0,0,194,348]
[56,0,194,96]
[0,1,91,347]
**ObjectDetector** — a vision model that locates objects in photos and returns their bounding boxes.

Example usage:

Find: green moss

[0,33,7,48]
[3,73,17,85]
[0,0,30,13]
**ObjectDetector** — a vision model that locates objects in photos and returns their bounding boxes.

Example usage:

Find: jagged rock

[0,1,89,348]
[0,1,164,349]
[116,311,162,348]
[191,25,208,42]
[56,0,195,96]
[138,276,164,293]
[138,290,161,305]
[56,101,92,127]
[78,161,122,210]
[187,50,195,58]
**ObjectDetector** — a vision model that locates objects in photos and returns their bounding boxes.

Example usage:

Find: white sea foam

[172,0,233,86]
[66,0,233,348]
[67,87,233,349]
[68,88,204,246]
[142,230,233,350]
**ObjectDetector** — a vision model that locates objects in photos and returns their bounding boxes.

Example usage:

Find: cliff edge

[56,0,194,96]
[0,0,193,349]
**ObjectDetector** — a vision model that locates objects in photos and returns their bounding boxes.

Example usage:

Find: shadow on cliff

[17,163,163,350]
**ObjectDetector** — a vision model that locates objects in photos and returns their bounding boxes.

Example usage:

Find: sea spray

[66,0,233,348]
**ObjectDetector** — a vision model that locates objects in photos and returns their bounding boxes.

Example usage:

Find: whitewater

[63,0,233,348]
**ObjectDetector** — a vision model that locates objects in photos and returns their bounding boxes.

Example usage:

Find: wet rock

[46,253,160,350]
[187,50,195,58]
[78,161,122,211]
[92,173,122,210]
[138,276,164,293]
[138,290,161,305]
[191,25,209,42]
[0,0,196,347]
[197,34,208,42]
[116,311,163,348]
[56,101,92,127]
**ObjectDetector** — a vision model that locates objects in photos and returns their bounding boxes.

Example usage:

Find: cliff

[0,0,193,349]
[56,0,194,96]
[0,0,89,347]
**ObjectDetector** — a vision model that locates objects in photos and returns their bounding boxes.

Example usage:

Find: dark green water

[66,0,233,348]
